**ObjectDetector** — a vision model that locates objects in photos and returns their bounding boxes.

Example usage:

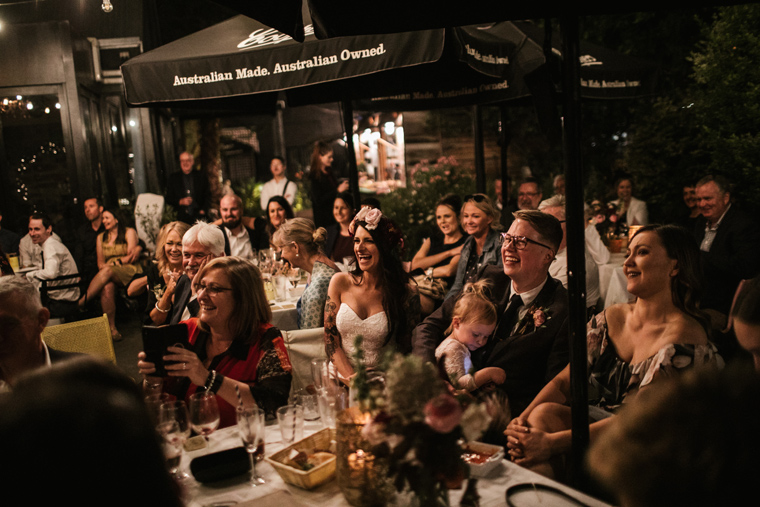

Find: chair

[41,314,117,365]
[40,273,82,323]
[281,327,325,394]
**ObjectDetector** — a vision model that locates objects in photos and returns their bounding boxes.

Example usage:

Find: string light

[102,0,113,13]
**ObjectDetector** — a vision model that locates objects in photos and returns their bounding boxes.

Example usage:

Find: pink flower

[424,394,462,434]
[364,208,383,230]
[532,309,547,327]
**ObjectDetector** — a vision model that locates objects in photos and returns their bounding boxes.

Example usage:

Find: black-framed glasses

[500,233,554,252]
[464,193,489,203]
[194,283,233,296]
[517,192,540,198]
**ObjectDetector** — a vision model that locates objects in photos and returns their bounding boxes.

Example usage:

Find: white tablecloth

[598,253,635,309]
[181,422,612,507]
[269,285,305,332]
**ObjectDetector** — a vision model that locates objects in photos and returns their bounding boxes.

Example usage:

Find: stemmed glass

[158,400,191,480]
[188,392,220,442]
[157,420,186,479]
[237,406,266,486]
[286,267,301,294]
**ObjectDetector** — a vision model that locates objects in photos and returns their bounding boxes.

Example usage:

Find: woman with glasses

[445,194,502,300]
[505,224,722,479]
[411,194,467,315]
[272,218,339,328]
[137,257,292,428]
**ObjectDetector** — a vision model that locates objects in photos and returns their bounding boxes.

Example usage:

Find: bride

[324,207,420,380]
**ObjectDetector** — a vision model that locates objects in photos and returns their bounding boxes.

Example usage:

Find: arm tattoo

[323,295,340,359]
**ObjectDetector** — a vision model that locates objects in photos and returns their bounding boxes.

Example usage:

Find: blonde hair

[272,218,327,256]
[154,221,190,275]
[446,279,497,334]
[462,194,502,231]
[194,257,271,344]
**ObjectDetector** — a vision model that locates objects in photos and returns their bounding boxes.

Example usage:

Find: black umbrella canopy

[121,15,443,107]
[121,12,550,111]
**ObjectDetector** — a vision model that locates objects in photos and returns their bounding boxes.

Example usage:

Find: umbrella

[121,15,543,109]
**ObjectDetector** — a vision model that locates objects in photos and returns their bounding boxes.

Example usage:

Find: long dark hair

[265,196,295,237]
[350,212,410,347]
[309,141,333,182]
[632,224,709,330]
[101,208,129,245]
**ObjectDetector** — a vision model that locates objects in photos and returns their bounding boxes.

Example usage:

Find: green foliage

[690,4,760,209]
[378,157,475,260]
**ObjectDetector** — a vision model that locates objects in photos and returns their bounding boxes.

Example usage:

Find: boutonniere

[514,303,552,335]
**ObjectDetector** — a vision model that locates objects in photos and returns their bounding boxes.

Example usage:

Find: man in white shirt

[220,194,256,261]
[0,277,78,392]
[539,196,600,312]
[19,229,62,269]
[25,214,80,316]
[259,157,298,211]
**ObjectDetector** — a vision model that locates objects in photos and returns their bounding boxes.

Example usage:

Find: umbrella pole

[340,99,361,209]
[560,14,590,490]
[473,105,486,194]
[498,103,511,226]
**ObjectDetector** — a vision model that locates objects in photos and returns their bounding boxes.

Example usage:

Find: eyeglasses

[518,192,540,198]
[500,233,554,252]
[194,283,233,296]
[464,194,489,203]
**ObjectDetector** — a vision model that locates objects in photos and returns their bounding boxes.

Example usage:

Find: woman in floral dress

[505,224,723,479]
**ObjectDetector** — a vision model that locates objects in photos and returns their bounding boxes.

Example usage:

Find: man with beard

[218,194,268,260]
[73,197,105,287]
[166,222,225,326]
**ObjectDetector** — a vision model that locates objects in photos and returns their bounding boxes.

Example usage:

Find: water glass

[276,405,304,444]
[237,406,266,486]
[317,389,347,428]
[296,390,321,421]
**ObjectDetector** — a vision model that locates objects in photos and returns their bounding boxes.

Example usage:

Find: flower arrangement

[351,350,490,507]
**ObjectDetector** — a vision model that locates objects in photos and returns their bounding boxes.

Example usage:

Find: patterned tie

[499,293,524,339]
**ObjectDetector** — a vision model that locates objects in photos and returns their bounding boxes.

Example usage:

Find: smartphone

[142,323,190,377]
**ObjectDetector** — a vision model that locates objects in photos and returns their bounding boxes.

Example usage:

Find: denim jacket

[445,229,503,300]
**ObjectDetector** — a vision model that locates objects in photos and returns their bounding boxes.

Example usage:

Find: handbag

[413,273,448,301]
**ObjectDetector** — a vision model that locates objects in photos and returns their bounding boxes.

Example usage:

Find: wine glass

[158,400,191,480]
[286,267,301,292]
[188,392,220,442]
[157,420,185,479]
[237,406,266,486]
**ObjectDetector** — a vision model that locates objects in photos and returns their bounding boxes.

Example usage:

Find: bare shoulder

[604,303,633,335]
[668,313,709,345]
[329,272,352,290]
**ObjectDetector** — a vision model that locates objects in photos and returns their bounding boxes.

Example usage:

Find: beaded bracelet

[204,370,216,391]
[210,372,224,394]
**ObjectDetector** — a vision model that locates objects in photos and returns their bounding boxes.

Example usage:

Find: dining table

[180,420,613,507]
[598,252,635,309]
[269,284,305,332]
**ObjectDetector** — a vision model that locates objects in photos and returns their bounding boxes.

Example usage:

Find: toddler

[435,280,506,392]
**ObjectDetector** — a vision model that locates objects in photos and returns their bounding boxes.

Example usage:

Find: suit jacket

[165,170,210,224]
[168,274,198,325]
[692,206,760,315]
[413,265,570,416]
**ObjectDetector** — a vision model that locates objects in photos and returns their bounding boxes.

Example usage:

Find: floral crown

[349,207,404,254]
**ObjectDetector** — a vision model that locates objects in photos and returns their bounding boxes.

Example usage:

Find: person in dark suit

[165,152,210,225]
[0,277,80,391]
[413,210,568,420]
[166,222,226,326]
[693,175,760,317]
